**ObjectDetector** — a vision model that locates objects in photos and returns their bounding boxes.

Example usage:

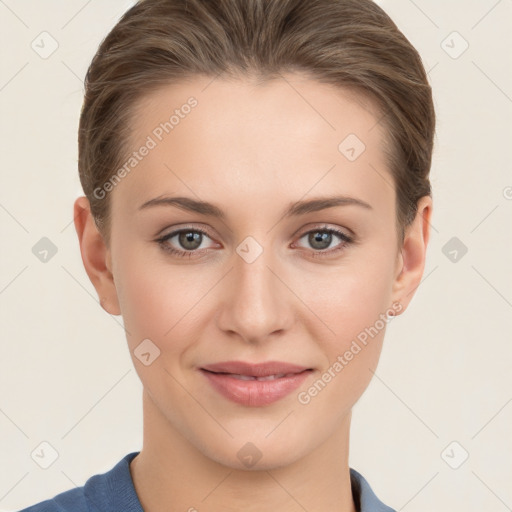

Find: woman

[20,0,434,510]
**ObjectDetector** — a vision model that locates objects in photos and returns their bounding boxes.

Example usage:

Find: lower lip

[200,369,312,407]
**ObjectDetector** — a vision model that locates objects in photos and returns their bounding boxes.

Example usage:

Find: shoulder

[349,467,397,512]
[16,452,141,512]
[16,487,87,512]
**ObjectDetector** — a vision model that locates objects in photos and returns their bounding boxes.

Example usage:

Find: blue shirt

[18,451,396,511]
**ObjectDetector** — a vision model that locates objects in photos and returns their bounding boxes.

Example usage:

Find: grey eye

[307,231,333,250]
[178,231,203,250]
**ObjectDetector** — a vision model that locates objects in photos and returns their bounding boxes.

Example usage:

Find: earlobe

[73,196,121,316]
[390,196,433,315]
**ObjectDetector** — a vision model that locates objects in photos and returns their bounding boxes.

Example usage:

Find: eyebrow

[138,194,372,219]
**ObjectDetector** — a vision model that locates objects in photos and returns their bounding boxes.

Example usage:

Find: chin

[200,434,308,472]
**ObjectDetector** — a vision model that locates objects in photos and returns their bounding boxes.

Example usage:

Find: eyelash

[155,225,354,259]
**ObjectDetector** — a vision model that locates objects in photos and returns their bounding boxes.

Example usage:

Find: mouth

[199,361,313,407]
[201,371,306,381]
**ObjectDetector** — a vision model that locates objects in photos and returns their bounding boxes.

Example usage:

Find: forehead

[112,73,393,216]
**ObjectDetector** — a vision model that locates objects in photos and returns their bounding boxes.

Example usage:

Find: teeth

[227,373,288,381]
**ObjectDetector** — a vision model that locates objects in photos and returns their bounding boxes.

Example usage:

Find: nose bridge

[216,235,292,341]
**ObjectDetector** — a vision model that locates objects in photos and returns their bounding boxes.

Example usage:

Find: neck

[130,389,357,512]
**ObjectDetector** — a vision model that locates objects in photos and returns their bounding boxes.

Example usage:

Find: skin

[74,73,432,512]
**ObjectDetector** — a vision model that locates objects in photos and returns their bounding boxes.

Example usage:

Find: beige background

[1,1,511,511]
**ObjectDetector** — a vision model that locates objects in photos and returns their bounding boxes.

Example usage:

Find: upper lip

[200,361,311,378]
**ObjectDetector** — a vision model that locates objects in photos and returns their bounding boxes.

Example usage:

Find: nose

[215,240,294,344]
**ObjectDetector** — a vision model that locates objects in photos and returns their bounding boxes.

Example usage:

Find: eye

[294,226,353,258]
[156,224,354,259]
[156,227,217,258]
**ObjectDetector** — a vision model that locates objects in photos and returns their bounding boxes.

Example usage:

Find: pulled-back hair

[78,0,435,246]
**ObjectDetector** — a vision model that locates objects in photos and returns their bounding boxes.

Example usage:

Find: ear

[390,195,433,315]
[73,196,121,316]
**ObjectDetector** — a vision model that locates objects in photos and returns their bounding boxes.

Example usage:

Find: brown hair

[78,0,435,247]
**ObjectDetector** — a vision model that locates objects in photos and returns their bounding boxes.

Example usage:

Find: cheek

[295,269,392,416]
[301,255,395,348]
[114,248,212,353]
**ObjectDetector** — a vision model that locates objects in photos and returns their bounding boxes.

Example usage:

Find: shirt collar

[350,467,397,512]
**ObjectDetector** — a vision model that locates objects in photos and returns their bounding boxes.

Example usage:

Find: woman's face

[97,73,424,469]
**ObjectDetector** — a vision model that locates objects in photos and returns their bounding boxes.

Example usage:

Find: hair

[78,0,435,248]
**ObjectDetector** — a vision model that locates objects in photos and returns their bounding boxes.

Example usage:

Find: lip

[199,360,313,407]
